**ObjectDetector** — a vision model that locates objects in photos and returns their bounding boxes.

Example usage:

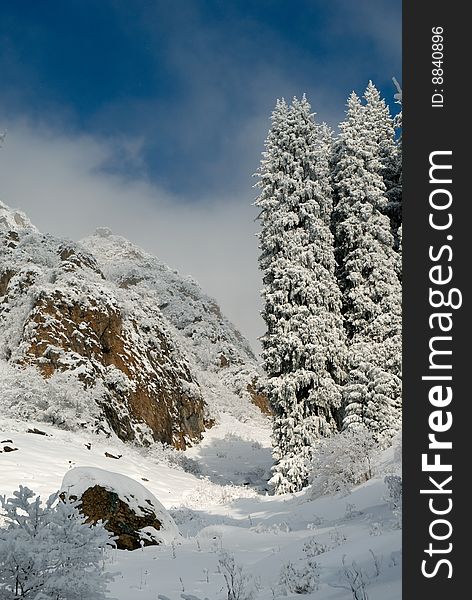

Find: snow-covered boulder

[61,467,179,551]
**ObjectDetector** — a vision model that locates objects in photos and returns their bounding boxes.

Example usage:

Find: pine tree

[0,486,115,599]
[332,84,402,440]
[385,111,402,250]
[364,82,402,280]
[255,96,345,493]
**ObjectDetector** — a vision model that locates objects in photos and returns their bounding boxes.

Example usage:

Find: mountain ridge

[0,202,266,449]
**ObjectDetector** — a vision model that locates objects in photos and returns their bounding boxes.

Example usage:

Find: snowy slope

[81,229,267,423]
[0,417,401,600]
[81,228,256,369]
[0,203,401,599]
[0,203,267,450]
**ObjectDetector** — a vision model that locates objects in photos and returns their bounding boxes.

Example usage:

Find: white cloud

[0,120,264,354]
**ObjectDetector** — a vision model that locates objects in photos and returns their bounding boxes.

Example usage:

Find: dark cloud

[0,0,401,354]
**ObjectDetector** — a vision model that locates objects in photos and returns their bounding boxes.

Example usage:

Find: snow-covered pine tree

[0,486,114,599]
[389,106,402,255]
[332,84,402,440]
[255,96,345,494]
[369,81,403,254]
[364,81,402,280]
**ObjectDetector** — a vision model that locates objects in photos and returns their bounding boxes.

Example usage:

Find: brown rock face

[0,269,14,297]
[22,287,205,447]
[1,210,268,447]
[1,236,206,448]
[247,380,272,415]
[72,485,165,550]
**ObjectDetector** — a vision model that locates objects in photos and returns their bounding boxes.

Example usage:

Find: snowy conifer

[255,96,345,493]
[364,81,402,274]
[332,85,402,440]
[382,90,402,253]
[0,486,114,599]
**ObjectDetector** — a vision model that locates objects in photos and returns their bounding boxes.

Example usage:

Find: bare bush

[330,550,381,600]
[218,552,258,600]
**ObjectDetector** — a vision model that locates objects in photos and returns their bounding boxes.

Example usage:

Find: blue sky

[0,0,401,351]
[1,0,401,197]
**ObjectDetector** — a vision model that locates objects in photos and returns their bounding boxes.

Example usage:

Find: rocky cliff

[0,202,266,448]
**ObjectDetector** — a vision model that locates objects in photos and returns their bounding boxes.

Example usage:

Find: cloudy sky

[0,0,401,353]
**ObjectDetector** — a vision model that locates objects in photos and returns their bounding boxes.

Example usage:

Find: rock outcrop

[61,467,179,550]
[0,206,205,448]
[82,229,268,419]
[0,201,268,446]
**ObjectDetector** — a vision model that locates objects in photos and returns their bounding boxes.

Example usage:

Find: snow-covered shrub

[278,559,319,595]
[42,371,105,429]
[344,503,362,520]
[0,486,115,599]
[251,522,290,535]
[0,361,105,432]
[310,429,379,497]
[330,551,381,600]
[218,551,258,600]
[182,477,258,509]
[392,431,402,463]
[384,474,402,527]
[169,507,207,538]
[330,528,348,547]
[302,536,328,558]
[384,475,402,509]
[103,364,136,394]
[278,538,321,595]
[369,522,382,537]
[170,454,202,476]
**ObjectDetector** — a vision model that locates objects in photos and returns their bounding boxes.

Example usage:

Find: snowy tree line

[255,81,402,493]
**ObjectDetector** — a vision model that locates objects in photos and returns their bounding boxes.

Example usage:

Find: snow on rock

[81,231,256,370]
[61,466,179,549]
[0,416,401,598]
[0,200,38,233]
[81,230,269,422]
[0,201,267,448]
[0,202,207,448]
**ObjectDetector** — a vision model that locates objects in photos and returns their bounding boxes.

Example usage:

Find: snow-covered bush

[310,429,379,497]
[182,477,258,509]
[330,551,381,600]
[384,475,402,508]
[330,528,348,547]
[384,473,402,529]
[0,361,105,432]
[218,551,258,600]
[278,559,319,595]
[392,431,402,463]
[277,538,321,595]
[302,536,329,558]
[0,486,115,599]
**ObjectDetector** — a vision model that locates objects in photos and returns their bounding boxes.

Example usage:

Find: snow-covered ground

[0,415,401,599]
